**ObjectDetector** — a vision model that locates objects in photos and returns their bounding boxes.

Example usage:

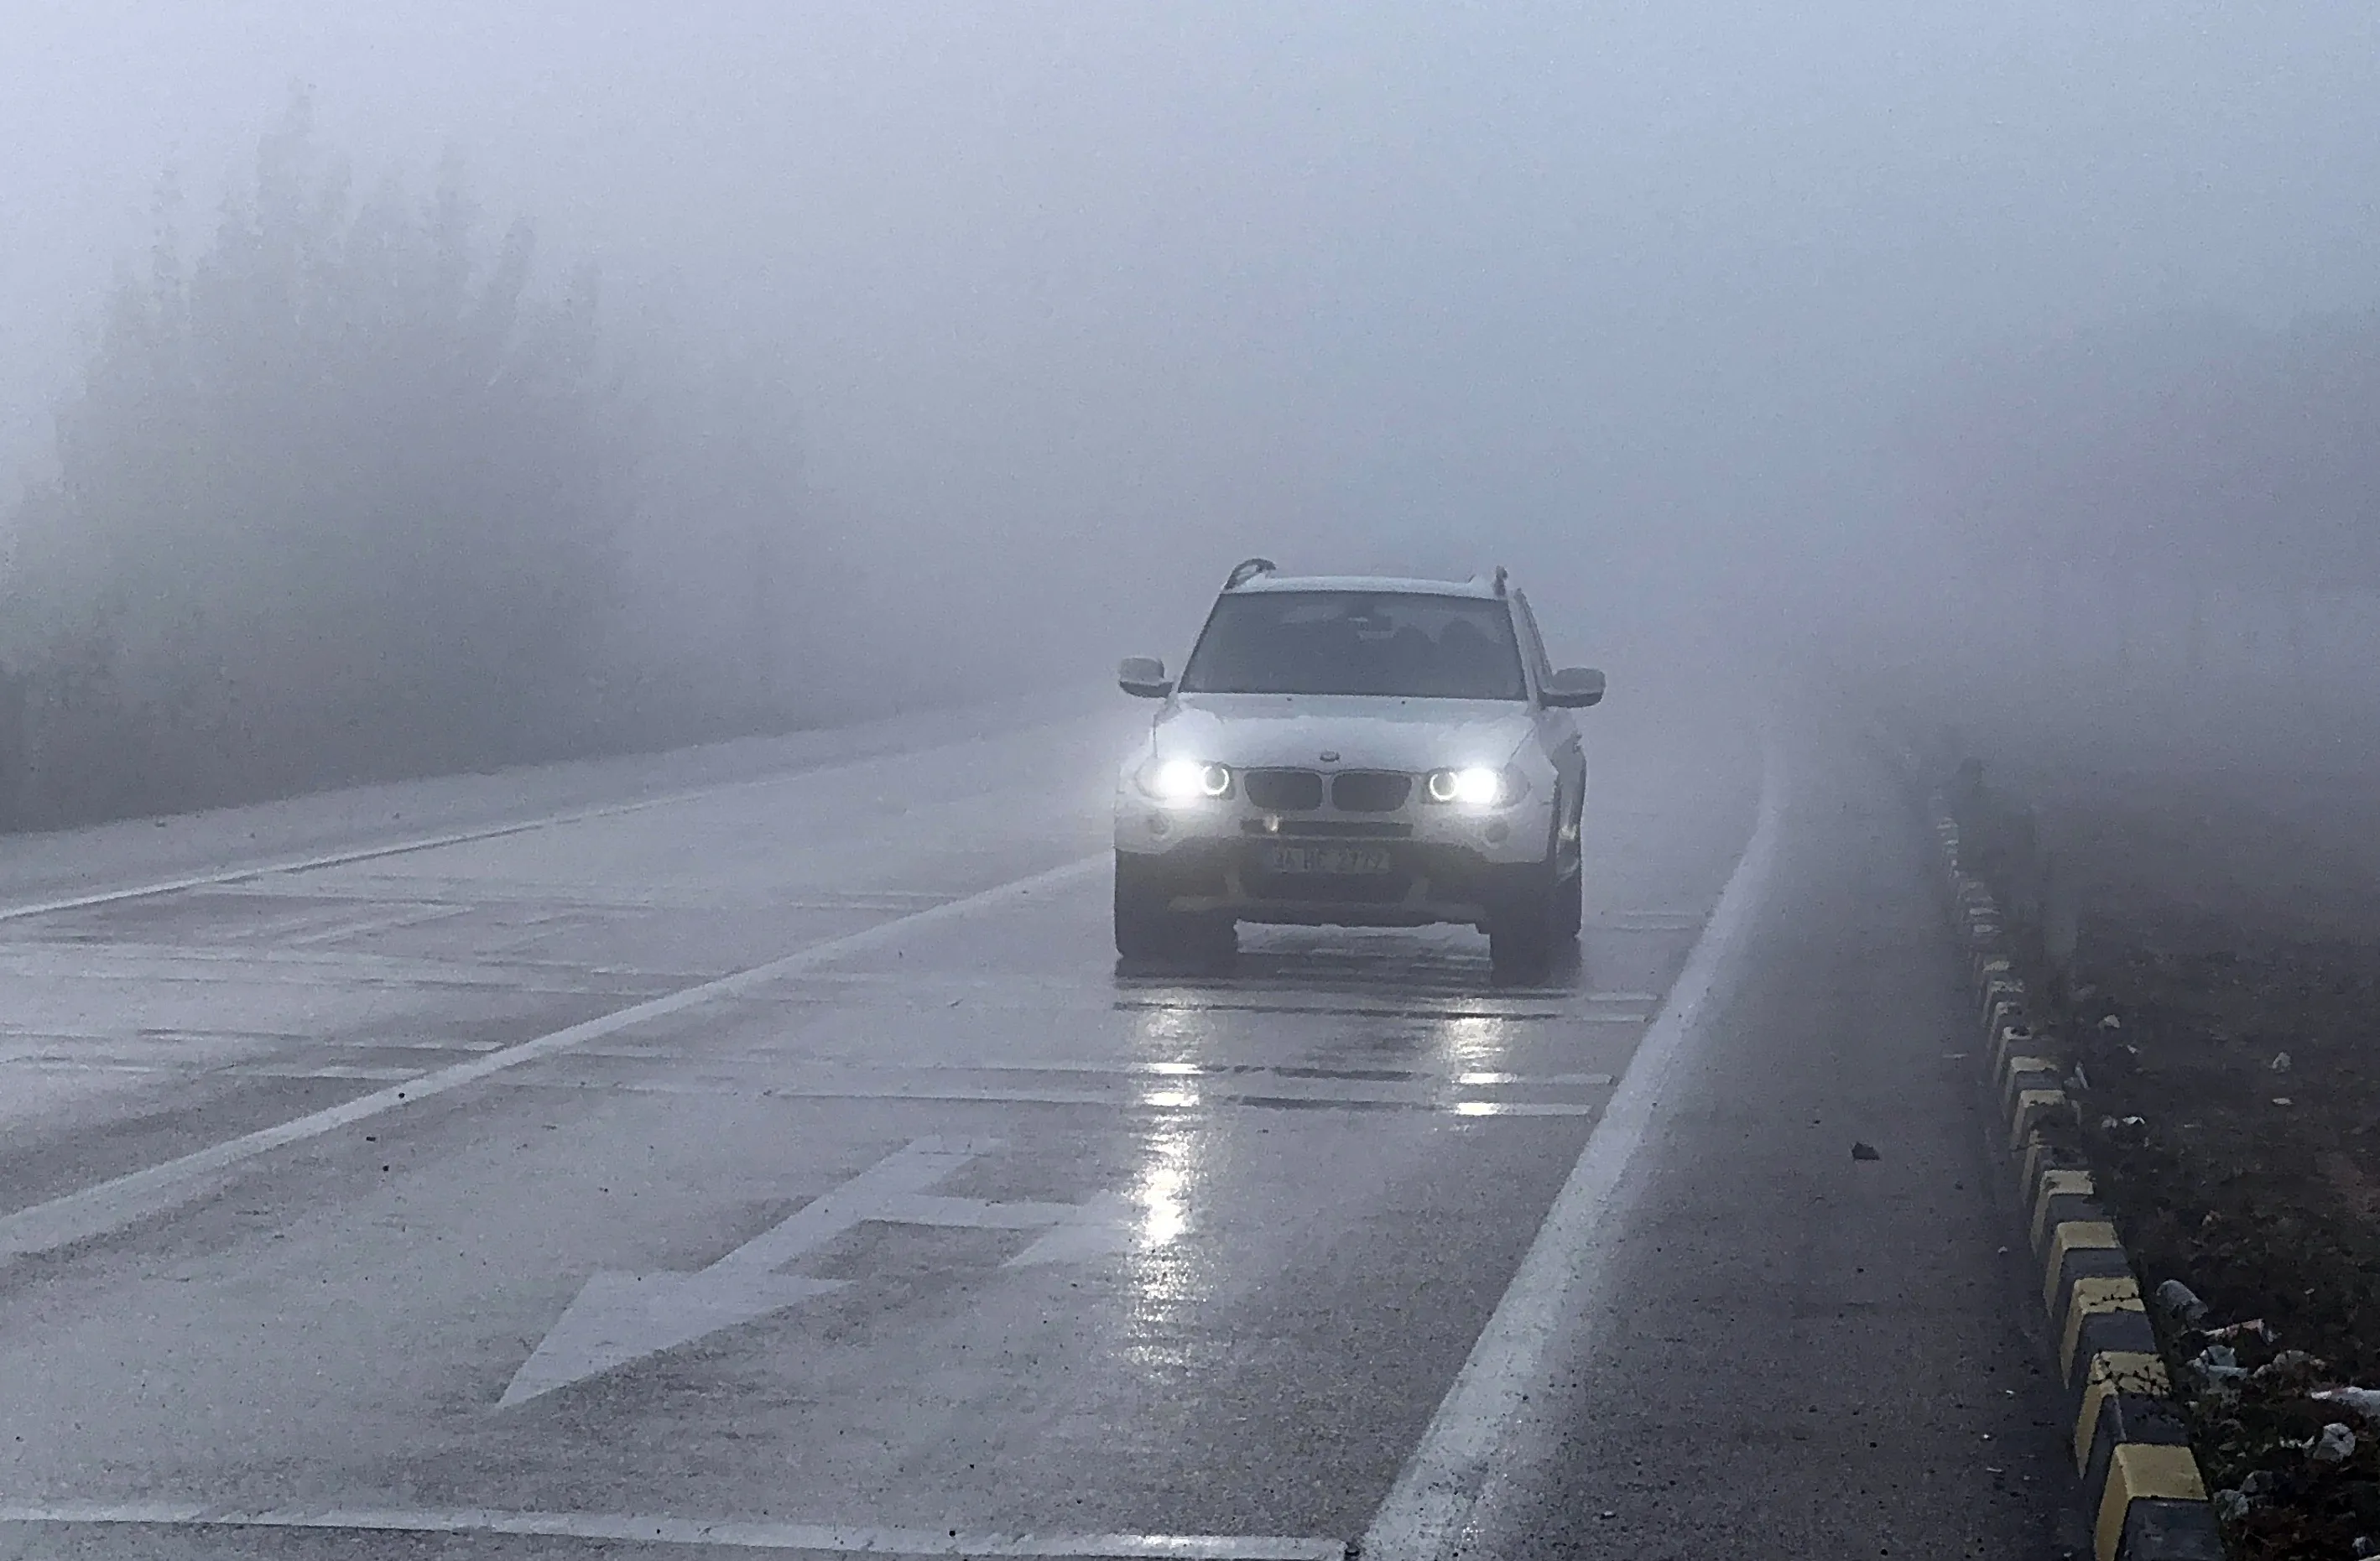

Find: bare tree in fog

[0,96,816,828]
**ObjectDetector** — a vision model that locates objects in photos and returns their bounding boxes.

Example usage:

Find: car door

[1512,591,1585,870]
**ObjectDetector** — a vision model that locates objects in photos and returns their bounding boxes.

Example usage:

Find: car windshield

[1177,591,1529,700]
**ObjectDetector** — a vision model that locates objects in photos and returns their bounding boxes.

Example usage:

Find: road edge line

[0,1504,1344,1560]
[0,855,1105,1267]
[1357,740,1786,1561]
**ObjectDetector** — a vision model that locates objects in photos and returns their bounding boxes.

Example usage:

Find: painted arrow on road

[498,1137,1132,1407]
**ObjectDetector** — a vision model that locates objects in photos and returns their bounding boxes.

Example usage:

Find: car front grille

[1243,768,1325,811]
[1330,771,1411,811]
[1241,819,1412,838]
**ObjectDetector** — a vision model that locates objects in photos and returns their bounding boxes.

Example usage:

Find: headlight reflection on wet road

[1437,1013,1513,1075]
[1124,1004,1214,1272]
[1120,1094,1212,1385]
[1132,1116,1197,1249]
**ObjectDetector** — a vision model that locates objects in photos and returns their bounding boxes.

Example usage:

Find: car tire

[1113,853,1175,960]
[1488,863,1560,983]
[1114,852,1234,968]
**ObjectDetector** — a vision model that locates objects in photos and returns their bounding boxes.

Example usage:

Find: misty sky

[9,3,2380,653]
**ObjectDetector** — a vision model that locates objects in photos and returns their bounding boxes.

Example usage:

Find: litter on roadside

[2314,1387,2380,1423]
[2156,1278,2211,1326]
[2185,1344,2247,1395]
[2252,1350,2327,1384]
[2205,1319,2272,1343]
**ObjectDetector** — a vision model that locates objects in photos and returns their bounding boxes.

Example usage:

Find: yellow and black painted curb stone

[1881,734,2225,1561]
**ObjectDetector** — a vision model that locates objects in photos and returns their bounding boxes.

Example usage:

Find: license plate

[1258,844,1394,876]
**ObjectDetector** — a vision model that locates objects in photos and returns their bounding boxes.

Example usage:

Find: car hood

[1154,694,1533,772]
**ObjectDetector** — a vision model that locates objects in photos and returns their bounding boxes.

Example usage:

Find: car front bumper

[1113,835,1552,928]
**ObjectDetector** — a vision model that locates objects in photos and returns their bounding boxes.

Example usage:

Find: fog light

[1484,821,1509,844]
[1148,814,1170,836]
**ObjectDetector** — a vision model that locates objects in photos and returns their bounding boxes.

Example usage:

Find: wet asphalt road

[0,677,2079,1558]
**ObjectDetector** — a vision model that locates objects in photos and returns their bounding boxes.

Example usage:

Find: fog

[6,3,2380,820]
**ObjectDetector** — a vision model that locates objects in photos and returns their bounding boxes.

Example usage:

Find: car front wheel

[1488,861,1564,982]
[1114,852,1233,967]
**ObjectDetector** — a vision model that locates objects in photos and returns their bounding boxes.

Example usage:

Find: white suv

[1113,559,1604,979]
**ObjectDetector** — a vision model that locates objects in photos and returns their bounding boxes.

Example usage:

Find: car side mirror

[1118,656,1173,699]
[1541,667,1605,709]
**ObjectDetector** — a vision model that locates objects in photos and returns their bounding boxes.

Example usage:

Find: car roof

[1225,573,1506,601]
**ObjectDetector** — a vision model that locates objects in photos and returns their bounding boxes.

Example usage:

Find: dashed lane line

[0,1059,1609,1115]
[0,855,1106,1267]
[284,903,477,945]
[1108,1001,1641,1022]
[1,1055,1623,1090]
[503,1076,1603,1115]
[0,1505,1345,1560]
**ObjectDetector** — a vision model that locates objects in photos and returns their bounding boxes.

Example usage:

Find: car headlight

[1424,765,1526,808]
[1138,757,1233,803]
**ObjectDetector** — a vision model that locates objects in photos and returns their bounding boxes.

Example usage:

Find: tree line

[0,101,817,829]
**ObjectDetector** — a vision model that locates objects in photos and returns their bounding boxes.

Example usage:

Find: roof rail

[1224,557,1278,590]
[1492,565,1508,598]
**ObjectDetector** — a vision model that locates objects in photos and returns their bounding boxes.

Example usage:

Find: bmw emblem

[1319,750,1340,762]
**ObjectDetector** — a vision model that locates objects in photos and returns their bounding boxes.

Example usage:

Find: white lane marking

[0,811,657,928]
[188,878,928,915]
[0,706,1106,928]
[0,1059,1612,1114]
[501,1137,1129,1405]
[713,1059,1622,1087]
[502,1076,1602,1115]
[218,905,379,943]
[0,856,1106,1267]
[231,1064,425,1082]
[1360,743,1788,1561]
[1117,1008,1642,1025]
[0,1504,1344,1559]
[1110,996,1645,1018]
[285,903,476,946]
[876,1190,1138,1250]
[0,944,674,997]
[1591,912,1707,931]
[0,740,1053,928]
